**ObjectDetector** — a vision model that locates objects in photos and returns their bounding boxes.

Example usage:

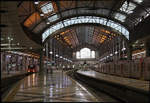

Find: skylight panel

[114,13,126,22]
[64,20,70,26]
[106,21,112,26]
[48,15,58,22]
[42,16,129,42]
[133,0,143,4]
[103,19,107,25]
[120,1,136,14]
[41,2,54,14]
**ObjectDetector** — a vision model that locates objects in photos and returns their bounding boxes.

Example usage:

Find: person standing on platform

[7,63,10,75]
[50,63,54,74]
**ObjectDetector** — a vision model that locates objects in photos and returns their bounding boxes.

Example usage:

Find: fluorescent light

[122,48,126,51]
[110,54,113,56]
[47,22,50,24]
[40,14,44,16]
[133,0,143,4]
[49,51,53,54]
[34,1,39,5]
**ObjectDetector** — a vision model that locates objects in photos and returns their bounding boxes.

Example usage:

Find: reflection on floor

[7,70,102,102]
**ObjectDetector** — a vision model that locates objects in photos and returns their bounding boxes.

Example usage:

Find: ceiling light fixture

[49,51,53,54]
[40,14,44,16]
[47,22,50,24]
[34,1,39,5]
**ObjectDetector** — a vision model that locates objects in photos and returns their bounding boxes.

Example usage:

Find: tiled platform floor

[77,69,150,92]
[3,70,117,102]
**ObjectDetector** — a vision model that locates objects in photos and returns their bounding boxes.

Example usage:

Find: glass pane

[80,48,91,59]
[114,13,126,22]
[42,16,129,42]
[91,51,95,58]
[48,14,59,22]
[120,1,136,14]
[41,2,54,14]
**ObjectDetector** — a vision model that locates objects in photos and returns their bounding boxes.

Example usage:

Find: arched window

[76,51,80,59]
[91,51,95,58]
[76,48,95,59]
[80,48,91,58]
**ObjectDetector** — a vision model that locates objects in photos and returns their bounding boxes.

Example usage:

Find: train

[93,57,150,81]
[27,64,37,73]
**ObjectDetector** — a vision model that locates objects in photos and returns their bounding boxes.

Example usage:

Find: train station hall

[1,0,150,102]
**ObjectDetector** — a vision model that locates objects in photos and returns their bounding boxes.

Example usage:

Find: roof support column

[145,40,150,57]
[127,44,132,60]
[39,48,44,73]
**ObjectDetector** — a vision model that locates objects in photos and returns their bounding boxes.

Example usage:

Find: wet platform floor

[3,70,117,102]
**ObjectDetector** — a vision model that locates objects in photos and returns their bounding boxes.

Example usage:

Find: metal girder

[131,0,150,14]
[37,14,130,36]
[130,16,150,43]
[17,1,23,7]
[69,30,78,48]
[30,6,130,32]
[42,23,127,45]
[55,1,65,27]
[43,24,116,50]
[32,2,46,25]
[107,0,121,24]
[20,4,35,24]
[75,1,78,16]
[23,1,149,32]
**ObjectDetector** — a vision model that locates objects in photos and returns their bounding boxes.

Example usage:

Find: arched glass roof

[42,16,129,42]
[16,0,150,45]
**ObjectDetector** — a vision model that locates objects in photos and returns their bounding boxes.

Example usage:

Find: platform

[77,69,149,92]
[3,70,106,102]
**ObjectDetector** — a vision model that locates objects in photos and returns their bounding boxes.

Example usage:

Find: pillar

[145,40,150,57]
[39,48,44,73]
[127,44,133,60]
